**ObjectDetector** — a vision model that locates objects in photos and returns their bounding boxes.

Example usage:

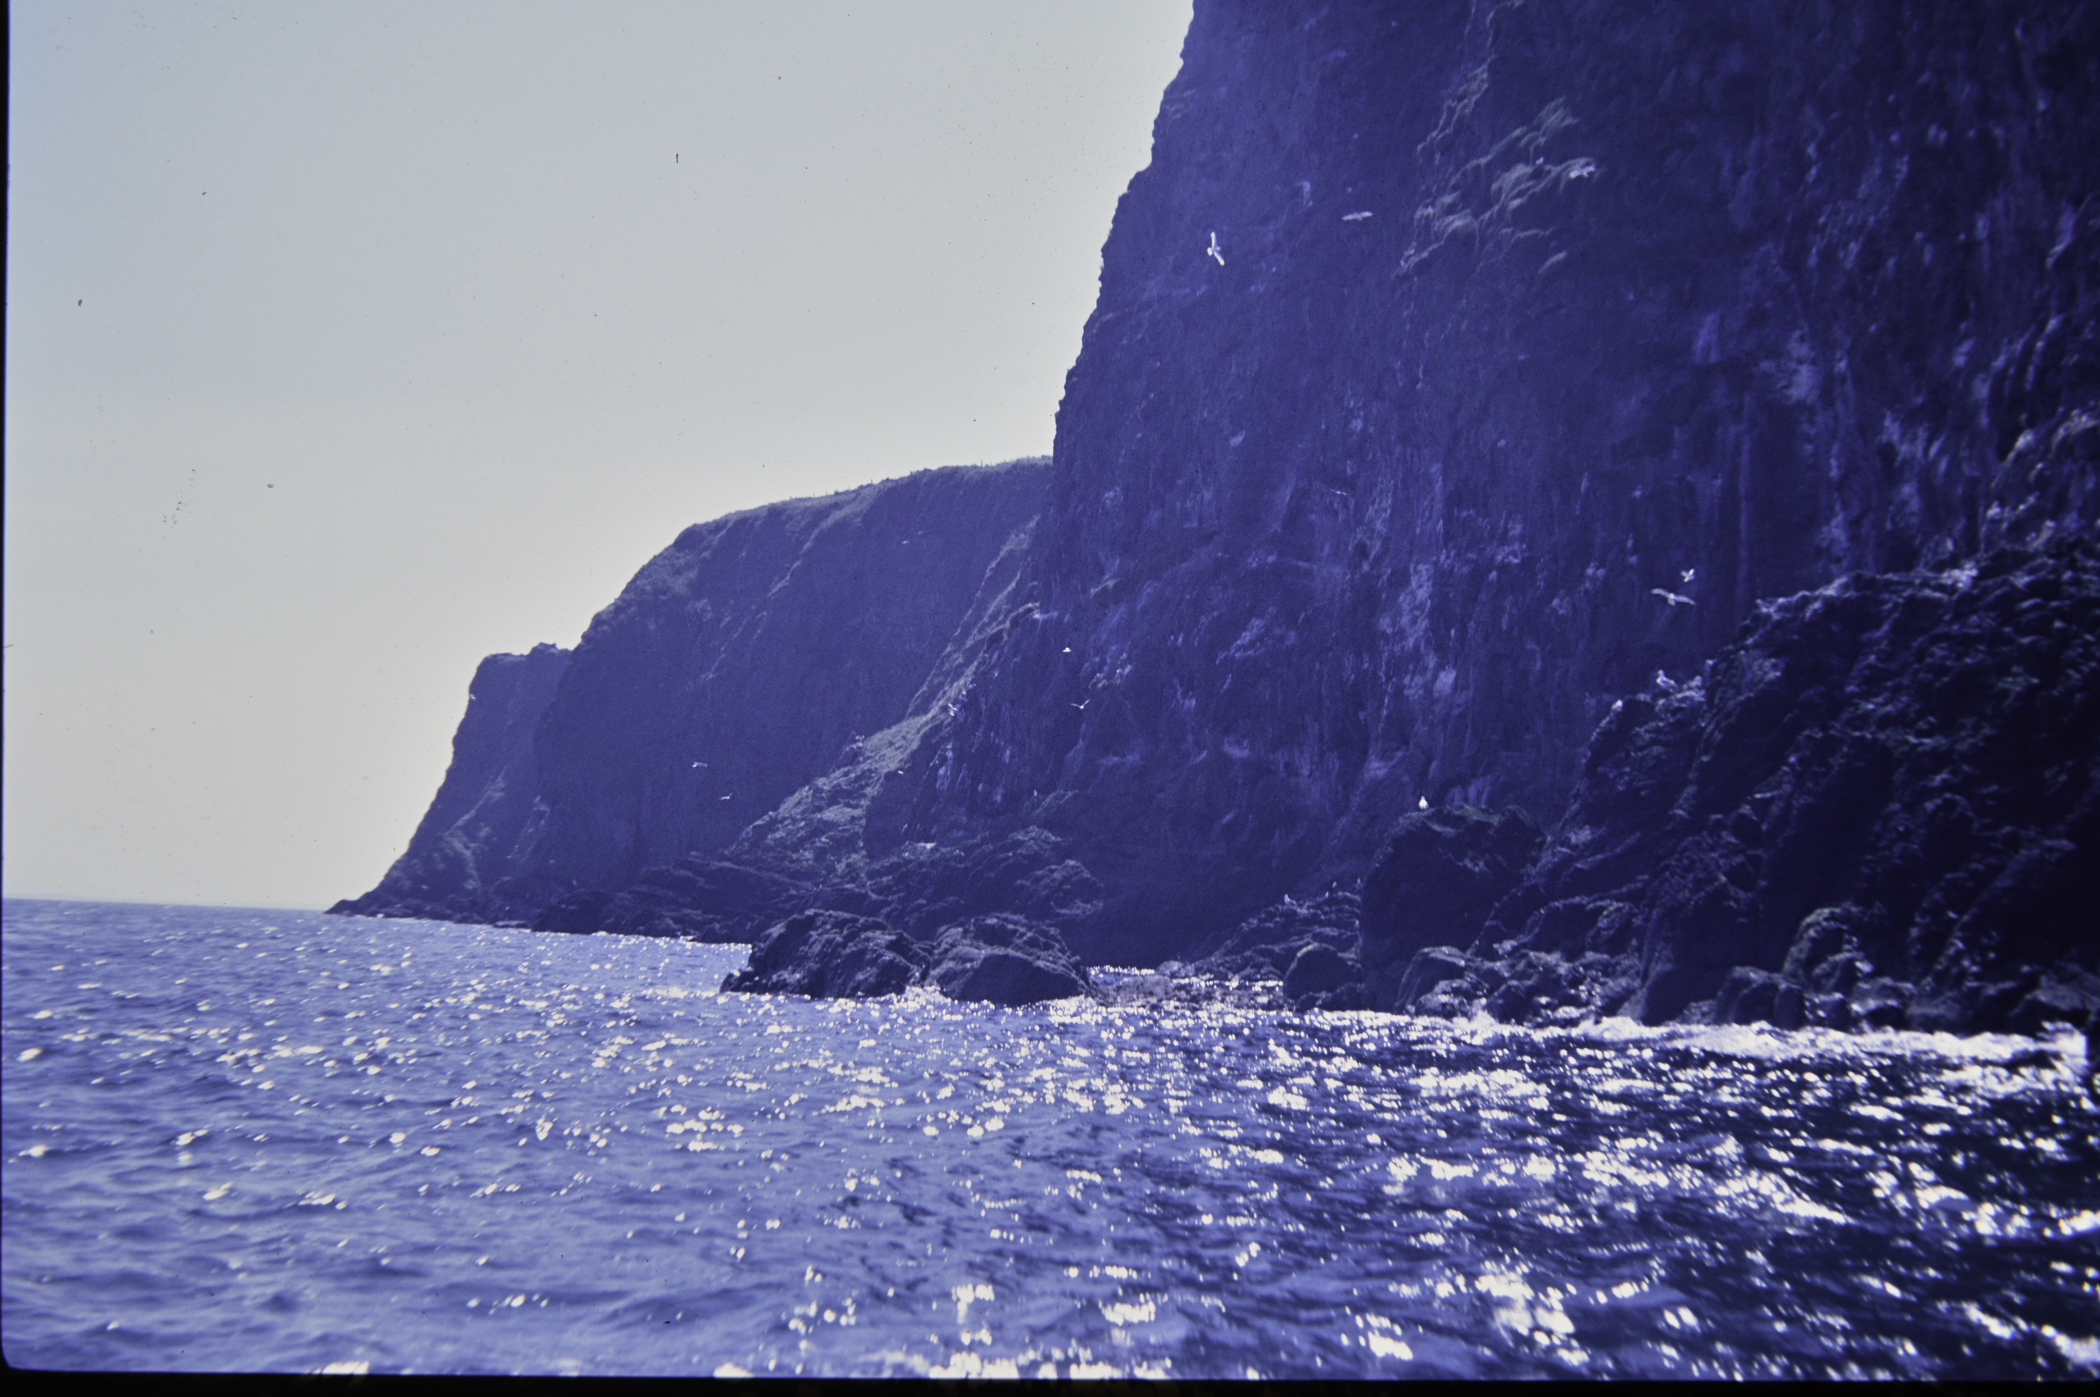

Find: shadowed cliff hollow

[339,1,2095,1029]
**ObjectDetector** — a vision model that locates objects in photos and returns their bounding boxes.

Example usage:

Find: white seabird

[1681,567,1696,584]
[1342,210,1373,222]
[1418,796,1430,810]
[1207,231,1225,265]
[1651,588,1698,607]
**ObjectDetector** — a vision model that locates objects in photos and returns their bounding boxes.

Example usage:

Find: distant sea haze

[4,899,2096,1378]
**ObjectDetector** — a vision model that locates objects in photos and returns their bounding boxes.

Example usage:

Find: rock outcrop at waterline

[720,910,1092,1007]
[336,1,2097,1033]
[1272,541,2098,1033]
[1480,541,2100,1036]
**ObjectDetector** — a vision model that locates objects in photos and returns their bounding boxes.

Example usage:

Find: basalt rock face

[329,643,570,924]
[846,0,2099,965]
[1395,543,2100,1034]
[335,460,1048,923]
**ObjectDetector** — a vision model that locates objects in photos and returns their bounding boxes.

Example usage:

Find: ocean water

[3,898,2095,1379]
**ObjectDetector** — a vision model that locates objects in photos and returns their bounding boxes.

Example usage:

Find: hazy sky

[4,1,1192,909]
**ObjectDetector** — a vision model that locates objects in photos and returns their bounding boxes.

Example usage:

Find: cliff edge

[334,459,1049,924]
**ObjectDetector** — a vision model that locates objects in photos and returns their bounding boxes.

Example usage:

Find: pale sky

[4,0,1192,909]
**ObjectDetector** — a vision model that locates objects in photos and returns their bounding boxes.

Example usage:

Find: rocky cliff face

[863,0,2098,962]
[1371,540,2099,1032]
[338,1,2095,1031]
[335,460,1048,923]
[332,643,571,923]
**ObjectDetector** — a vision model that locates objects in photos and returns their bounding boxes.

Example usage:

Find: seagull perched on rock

[1651,587,1697,607]
[1206,231,1225,265]
[1418,796,1430,810]
[1654,670,1678,692]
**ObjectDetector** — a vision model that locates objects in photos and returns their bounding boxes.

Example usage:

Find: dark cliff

[335,460,1049,924]
[1373,540,2099,1033]
[332,643,571,923]
[338,1,2096,1032]
[858,0,2098,963]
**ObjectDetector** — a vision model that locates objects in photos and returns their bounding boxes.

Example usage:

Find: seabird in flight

[1651,588,1697,607]
[1207,231,1225,265]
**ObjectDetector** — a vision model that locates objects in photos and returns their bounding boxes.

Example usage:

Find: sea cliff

[334,460,1048,925]
[338,0,2097,1033]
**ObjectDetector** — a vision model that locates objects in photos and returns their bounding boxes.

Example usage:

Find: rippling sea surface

[4,899,2096,1378]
